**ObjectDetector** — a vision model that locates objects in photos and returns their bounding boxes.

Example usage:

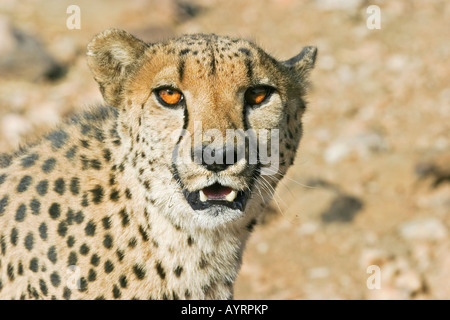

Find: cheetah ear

[87,29,148,106]
[283,46,318,79]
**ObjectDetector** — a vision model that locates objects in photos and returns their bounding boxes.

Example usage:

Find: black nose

[193,145,239,172]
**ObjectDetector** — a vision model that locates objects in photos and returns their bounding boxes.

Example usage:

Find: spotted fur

[0,29,316,299]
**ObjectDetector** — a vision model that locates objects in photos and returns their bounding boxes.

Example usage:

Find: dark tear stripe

[244,58,253,80]
[208,38,216,75]
[178,57,186,82]
[171,103,190,187]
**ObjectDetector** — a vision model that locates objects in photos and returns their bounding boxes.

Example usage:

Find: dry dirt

[0,0,449,299]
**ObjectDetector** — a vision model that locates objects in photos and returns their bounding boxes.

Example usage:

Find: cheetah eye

[156,88,184,106]
[244,87,272,107]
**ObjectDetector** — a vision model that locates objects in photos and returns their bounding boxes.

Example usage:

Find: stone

[324,129,387,164]
[399,218,448,241]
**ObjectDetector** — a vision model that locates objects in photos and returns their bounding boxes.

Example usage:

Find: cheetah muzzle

[0,29,317,300]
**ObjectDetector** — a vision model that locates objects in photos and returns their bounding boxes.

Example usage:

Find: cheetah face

[87,29,316,226]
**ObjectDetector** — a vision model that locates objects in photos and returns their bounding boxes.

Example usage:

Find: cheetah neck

[108,133,258,299]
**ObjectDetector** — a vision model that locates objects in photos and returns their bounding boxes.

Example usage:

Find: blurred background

[0,0,449,299]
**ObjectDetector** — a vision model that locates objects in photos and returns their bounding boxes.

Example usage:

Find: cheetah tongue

[199,184,237,202]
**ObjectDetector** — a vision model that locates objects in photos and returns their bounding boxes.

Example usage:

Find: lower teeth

[198,189,237,202]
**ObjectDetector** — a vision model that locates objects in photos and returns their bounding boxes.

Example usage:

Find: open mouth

[182,183,250,212]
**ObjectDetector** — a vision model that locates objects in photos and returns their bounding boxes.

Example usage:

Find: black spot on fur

[49,203,61,219]
[29,258,39,272]
[128,237,137,248]
[57,221,68,237]
[78,277,88,292]
[27,284,39,299]
[54,178,66,195]
[47,246,57,264]
[24,232,34,251]
[46,129,68,149]
[180,48,190,55]
[0,235,5,255]
[90,254,100,267]
[90,159,102,170]
[81,193,89,207]
[17,175,32,193]
[36,180,49,196]
[39,222,47,240]
[15,204,26,222]
[109,174,117,186]
[110,189,120,202]
[155,261,166,280]
[133,264,146,280]
[68,251,77,266]
[69,177,80,196]
[102,216,112,230]
[50,272,61,287]
[187,235,194,246]
[80,155,89,170]
[90,185,104,204]
[79,243,90,255]
[88,268,96,282]
[113,285,121,299]
[63,287,71,299]
[138,225,149,242]
[0,173,6,185]
[104,260,114,273]
[116,249,125,262]
[103,149,112,162]
[66,210,74,223]
[119,208,130,227]
[30,198,41,215]
[103,234,113,249]
[85,220,96,236]
[21,153,39,168]
[174,266,183,277]
[80,139,90,148]
[0,195,9,215]
[80,124,91,135]
[0,153,12,168]
[119,275,127,288]
[10,228,18,245]
[7,263,14,281]
[74,210,84,224]
[65,146,78,160]
[18,261,24,275]
[42,158,56,173]
[39,279,48,296]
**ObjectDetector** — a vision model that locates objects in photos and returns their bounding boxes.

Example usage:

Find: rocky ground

[0,0,448,299]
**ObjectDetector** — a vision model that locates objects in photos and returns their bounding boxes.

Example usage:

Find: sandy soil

[0,0,448,299]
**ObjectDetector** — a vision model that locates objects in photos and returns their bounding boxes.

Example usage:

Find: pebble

[315,0,364,11]
[324,130,387,164]
[308,267,330,279]
[399,218,448,241]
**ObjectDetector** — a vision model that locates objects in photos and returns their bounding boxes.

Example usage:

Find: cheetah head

[87,29,316,228]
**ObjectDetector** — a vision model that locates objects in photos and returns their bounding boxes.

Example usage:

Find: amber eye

[156,88,183,106]
[244,87,272,106]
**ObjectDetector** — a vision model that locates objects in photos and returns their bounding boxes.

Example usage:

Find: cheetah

[0,29,317,300]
